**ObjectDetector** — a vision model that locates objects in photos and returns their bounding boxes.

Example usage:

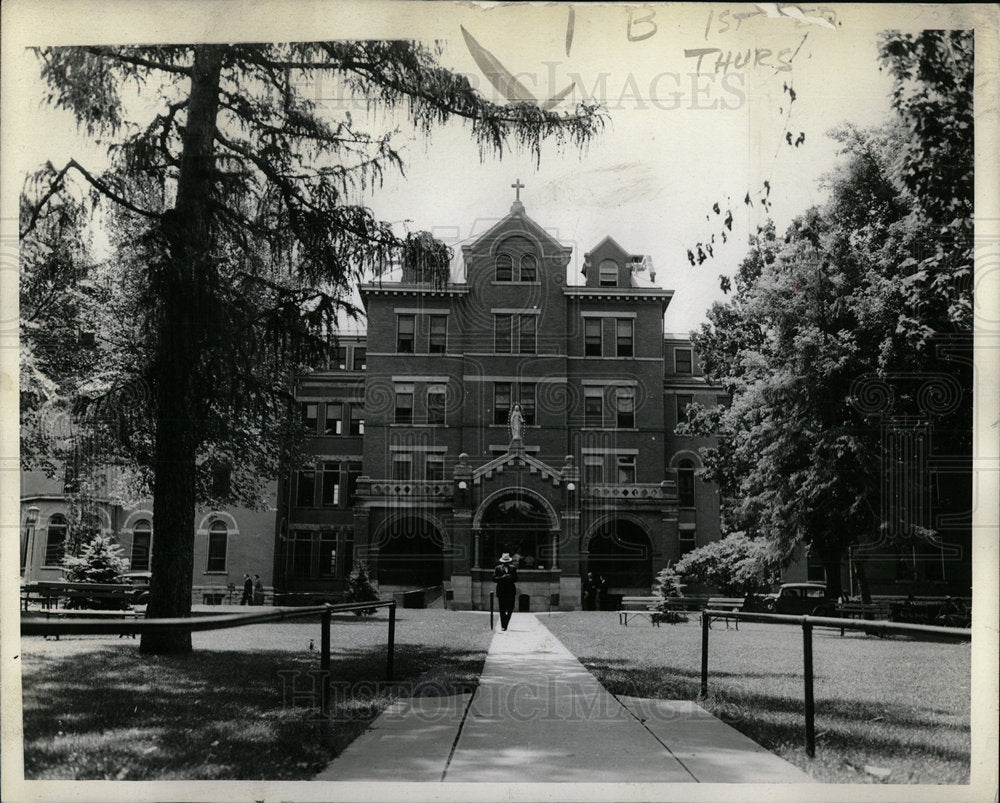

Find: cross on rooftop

[511,178,524,202]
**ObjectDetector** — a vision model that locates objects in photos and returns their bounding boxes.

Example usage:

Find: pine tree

[61,531,130,610]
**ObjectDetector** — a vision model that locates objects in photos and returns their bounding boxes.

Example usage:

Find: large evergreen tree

[21,42,603,652]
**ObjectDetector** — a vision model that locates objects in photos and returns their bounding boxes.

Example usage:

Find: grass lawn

[543,612,971,784]
[20,609,493,780]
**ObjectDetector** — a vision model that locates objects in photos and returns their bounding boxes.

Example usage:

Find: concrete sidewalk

[316,613,812,783]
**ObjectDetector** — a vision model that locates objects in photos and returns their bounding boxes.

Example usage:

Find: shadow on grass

[22,642,485,780]
[583,658,971,778]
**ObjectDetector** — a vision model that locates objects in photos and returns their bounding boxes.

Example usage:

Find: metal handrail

[699,609,971,758]
[21,600,398,717]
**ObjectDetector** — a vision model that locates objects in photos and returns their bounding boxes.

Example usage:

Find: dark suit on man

[493,562,518,630]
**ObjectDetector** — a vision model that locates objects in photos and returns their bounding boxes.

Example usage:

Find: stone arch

[668,449,703,469]
[473,486,560,532]
[369,511,449,587]
[581,511,650,551]
[122,508,154,531]
[196,510,240,536]
[582,514,654,592]
[370,510,450,551]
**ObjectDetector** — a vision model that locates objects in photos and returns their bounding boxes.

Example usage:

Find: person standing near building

[253,574,265,606]
[241,573,253,605]
[493,553,518,631]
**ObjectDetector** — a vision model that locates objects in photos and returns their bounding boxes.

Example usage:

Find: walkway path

[316,613,812,783]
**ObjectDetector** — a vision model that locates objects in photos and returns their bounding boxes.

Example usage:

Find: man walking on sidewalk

[493,553,518,631]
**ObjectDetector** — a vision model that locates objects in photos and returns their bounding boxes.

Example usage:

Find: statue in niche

[509,403,524,442]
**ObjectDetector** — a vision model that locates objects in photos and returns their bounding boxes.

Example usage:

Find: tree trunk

[815,538,844,601]
[141,45,224,654]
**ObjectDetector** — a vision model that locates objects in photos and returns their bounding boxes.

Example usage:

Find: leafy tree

[21,43,602,653]
[682,31,972,600]
[655,533,781,598]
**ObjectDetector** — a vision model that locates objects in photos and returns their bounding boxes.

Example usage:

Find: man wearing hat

[493,552,518,631]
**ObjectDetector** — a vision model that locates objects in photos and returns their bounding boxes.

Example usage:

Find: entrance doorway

[480,493,553,569]
[587,520,652,591]
[374,517,444,587]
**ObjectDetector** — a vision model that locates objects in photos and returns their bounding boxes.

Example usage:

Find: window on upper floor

[584,456,603,485]
[519,314,536,354]
[352,347,367,371]
[615,388,635,429]
[716,394,730,409]
[520,254,538,282]
[584,318,602,356]
[494,314,513,353]
[616,319,634,357]
[519,383,536,426]
[679,528,696,557]
[391,453,412,481]
[330,345,347,370]
[678,460,695,507]
[394,387,414,424]
[396,315,415,353]
[676,394,693,427]
[617,454,637,484]
[349,405,365,436]
[429,315,447,354]
[427,386,446,425]
[584,387,604,428]
[425,453,446,481]
[347,464,362,503]
[324,403,342,435]
[302,403,318,434]
[296,469,316,507]
[495,254,513,282]
[494,382,512,426]
[599,259,618,287]
[675,347,693,374]
[322,462,341,506]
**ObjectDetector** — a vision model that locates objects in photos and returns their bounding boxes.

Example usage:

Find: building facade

[273,197,724,609]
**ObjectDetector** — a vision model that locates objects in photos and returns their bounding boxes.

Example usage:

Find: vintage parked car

[763,582,833,615]
[122,570,152,604]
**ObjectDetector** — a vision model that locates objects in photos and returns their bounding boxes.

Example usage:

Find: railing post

[700,609,709,699]
[803,619,815,758]
[320,604,331,718]
[387,601,396,682]
[490,591,495,630]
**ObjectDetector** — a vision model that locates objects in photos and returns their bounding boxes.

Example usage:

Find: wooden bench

[38,607,141,640]
[705,597,746,630]
[21,583,62,611]
[832,602,889,636]
[618,596,663,626]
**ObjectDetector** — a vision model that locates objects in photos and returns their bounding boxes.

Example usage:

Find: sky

[2,2,984,337]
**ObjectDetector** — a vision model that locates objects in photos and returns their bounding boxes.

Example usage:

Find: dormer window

[496,254,513,282]
[599,259,618,287]
[520,254,537,282]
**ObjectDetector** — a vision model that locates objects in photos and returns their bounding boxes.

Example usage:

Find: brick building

[273,194,723,609]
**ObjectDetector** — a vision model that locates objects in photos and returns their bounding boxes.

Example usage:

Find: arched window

[599,259,618,287]
[207,521,228,572]
[131,520,152,571]
[678,460,695,507]
[519,254,537,281]
[495,254,513,282]
[44,514,68,566]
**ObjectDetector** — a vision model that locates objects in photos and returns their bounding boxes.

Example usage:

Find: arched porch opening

[477,489,557,569]
[586,519,653,591]
[372,515,445,587]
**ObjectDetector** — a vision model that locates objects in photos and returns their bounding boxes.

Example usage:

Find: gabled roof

[471,448,564,486]
[461,202,572,258]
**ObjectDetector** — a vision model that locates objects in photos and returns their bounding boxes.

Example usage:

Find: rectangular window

[429,315,447,354]
[343,534,354,577]
[324,403,342,435]
[391,454,412,481]
[396,314,415,353]
[288,531,312,578]
[675,348,693,374]
[427,386,446,425]
[600,262,618,286]
[395,387,414,424]
[616,389,635,429]
[676,394,693,426]
[716,394,730,409]
[617,455,636,484]
[322,462,341,506]
[296,470,316,507]
[347,465,362,502]
[494,382,512,426]
[519,315,536,354]
[584,456,603,485]
[319,532,337,578]
[44,520,67,566]
[302,403,318,434]
[130,527,152,572]
[519,383,536,426]
[679,529,696,558]
[207,528,228,572]
[352,347,367,371]
[425,453,445,481]
[584,387,604,428]
[494,314,513,353]
[584,318,602,356]
[616,319,634,357]
[332,345,347,370]
[349,405,365,435]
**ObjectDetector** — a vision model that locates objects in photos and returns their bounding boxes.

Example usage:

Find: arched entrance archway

[478,489,557,569]
[372,515,445,587]
[586,519,653,591]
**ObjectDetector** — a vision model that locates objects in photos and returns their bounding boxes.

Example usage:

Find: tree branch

[84,46,193,76]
